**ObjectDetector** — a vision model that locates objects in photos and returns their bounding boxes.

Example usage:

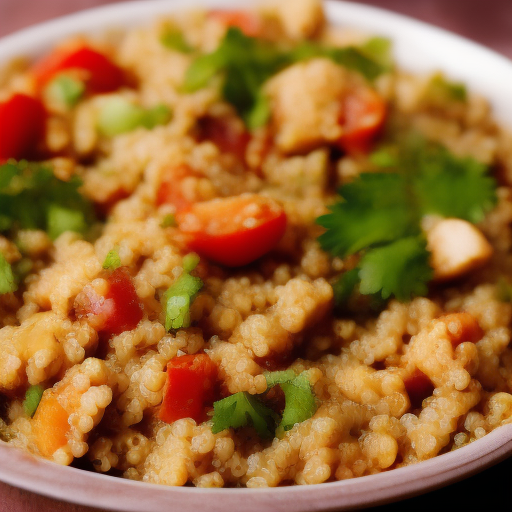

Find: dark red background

[0,1,511,511]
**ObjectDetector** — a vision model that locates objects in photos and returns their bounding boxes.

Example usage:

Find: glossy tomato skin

[176,195,287,267]
[208,10,262,37]
[338,86,386,154]
[156,164,198,212]
[81,268,143,336]
[32,45,124,93]
[159,354,218,424]
[0,94,46,161]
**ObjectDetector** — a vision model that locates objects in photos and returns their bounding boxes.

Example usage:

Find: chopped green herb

[23,384,44,417]
[162,272,203,330]
[264,371,317,432]
[182,253,200,273]
[358,37,393,70]
[46,75,85,107]
[184,28,389,129]
[161,26,193,53]
[318,136,497,304]
[427,74,467,103]
[103,247,121,270]
[496,277,512,302]
[97,98,172,137]
[160,214,176,228]
[211,391,278,438]
[0,160,95,240]
[0,254,16,295]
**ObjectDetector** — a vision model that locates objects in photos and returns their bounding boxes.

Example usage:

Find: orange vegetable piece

[209,10,262,37]
[32,393,70,457]
[338,86,386,154]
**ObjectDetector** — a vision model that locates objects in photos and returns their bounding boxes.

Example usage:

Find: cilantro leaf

[0,161,95,240]
[184,28,389,129]
[211,391,278,438]
[317,173,419,258]
[0,254,16,295]
[162,272,203,330]
[23,385,44,417]
[265,371,317,432]
[332,267,360,308]
[358,237,433,301]
[103,247,121,270]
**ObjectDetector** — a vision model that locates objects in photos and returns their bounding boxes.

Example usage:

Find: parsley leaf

[184,28,389,129]
[319,136,497,304]
[317,173,419,258]
[0,160,96,240]
[211,391,278,438]
[265,371,317,432]
[0,254,16,295]
[103,247,121,270]
[162,272,203,330]
[358,237,433,301]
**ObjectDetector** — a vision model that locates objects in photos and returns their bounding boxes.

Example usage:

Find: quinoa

[1,0,512,490]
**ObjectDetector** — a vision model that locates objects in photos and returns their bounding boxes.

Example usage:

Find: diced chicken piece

[426,218,493,281]
[264,0,325,40]
[265,58,347,153]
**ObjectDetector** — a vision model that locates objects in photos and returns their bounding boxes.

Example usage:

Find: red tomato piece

[0,94,46,161]
[156,164,198,212]
[338,86,386,155]
[404,369,434,409]
[32,45,124,93]
[77,267,143,335]
[197,116,250,162]
[159,353,218,424]
[209,10,262,37]
[176,194,287,267]
[438,312,484,348]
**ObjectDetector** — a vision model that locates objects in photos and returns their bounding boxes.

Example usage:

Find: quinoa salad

[1,0,512,489]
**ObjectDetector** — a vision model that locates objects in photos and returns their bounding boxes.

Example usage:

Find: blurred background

[1,0,512,59]
[1,0,512,511]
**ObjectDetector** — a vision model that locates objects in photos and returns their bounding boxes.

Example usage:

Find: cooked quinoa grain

[2,0,512,489]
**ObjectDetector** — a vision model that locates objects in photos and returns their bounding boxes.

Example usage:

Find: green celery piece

[103,247,121,270]
[162,272,203,330]
[428,74,467,102]
[23,385,44,417]
[161,27,193,53]
[140,105,172,129]
[327,46,386,81]
[46,75,85,107]
[160,214,176,228]
[264,369,296,388]
[317,173,419,258]
[182,253,200,273]
[358,237,432,301]
[358,37,393,70]
[0,254,16,294]
[97,98,146,137]
[211,391,278,438]
[46,203,87,240]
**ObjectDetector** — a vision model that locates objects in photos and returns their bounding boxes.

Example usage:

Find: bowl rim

[2,1,512,510]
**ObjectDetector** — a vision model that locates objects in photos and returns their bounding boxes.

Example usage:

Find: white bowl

[1,1,512,510]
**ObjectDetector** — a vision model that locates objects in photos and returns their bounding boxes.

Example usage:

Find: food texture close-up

[1,0,512,510]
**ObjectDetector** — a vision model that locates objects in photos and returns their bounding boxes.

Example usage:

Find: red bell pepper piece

[176,194,287,267]
[0,94,46,161]
[159,353,218,424]
[32,45,124,94]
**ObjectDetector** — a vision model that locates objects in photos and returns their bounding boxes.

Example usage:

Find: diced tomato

[209,10,262,38]
[159,353,218,424]
[338,86,386,154]
[176,194,287,267]
[438,312,484,348]
[404,369,434,409]
[76,267,143,335]
[196,116,250,162]
[156,164,198,212]
[32,45,124,94]
[0,94,46,161]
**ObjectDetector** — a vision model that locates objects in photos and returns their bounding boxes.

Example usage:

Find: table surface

[1,0,512,511]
